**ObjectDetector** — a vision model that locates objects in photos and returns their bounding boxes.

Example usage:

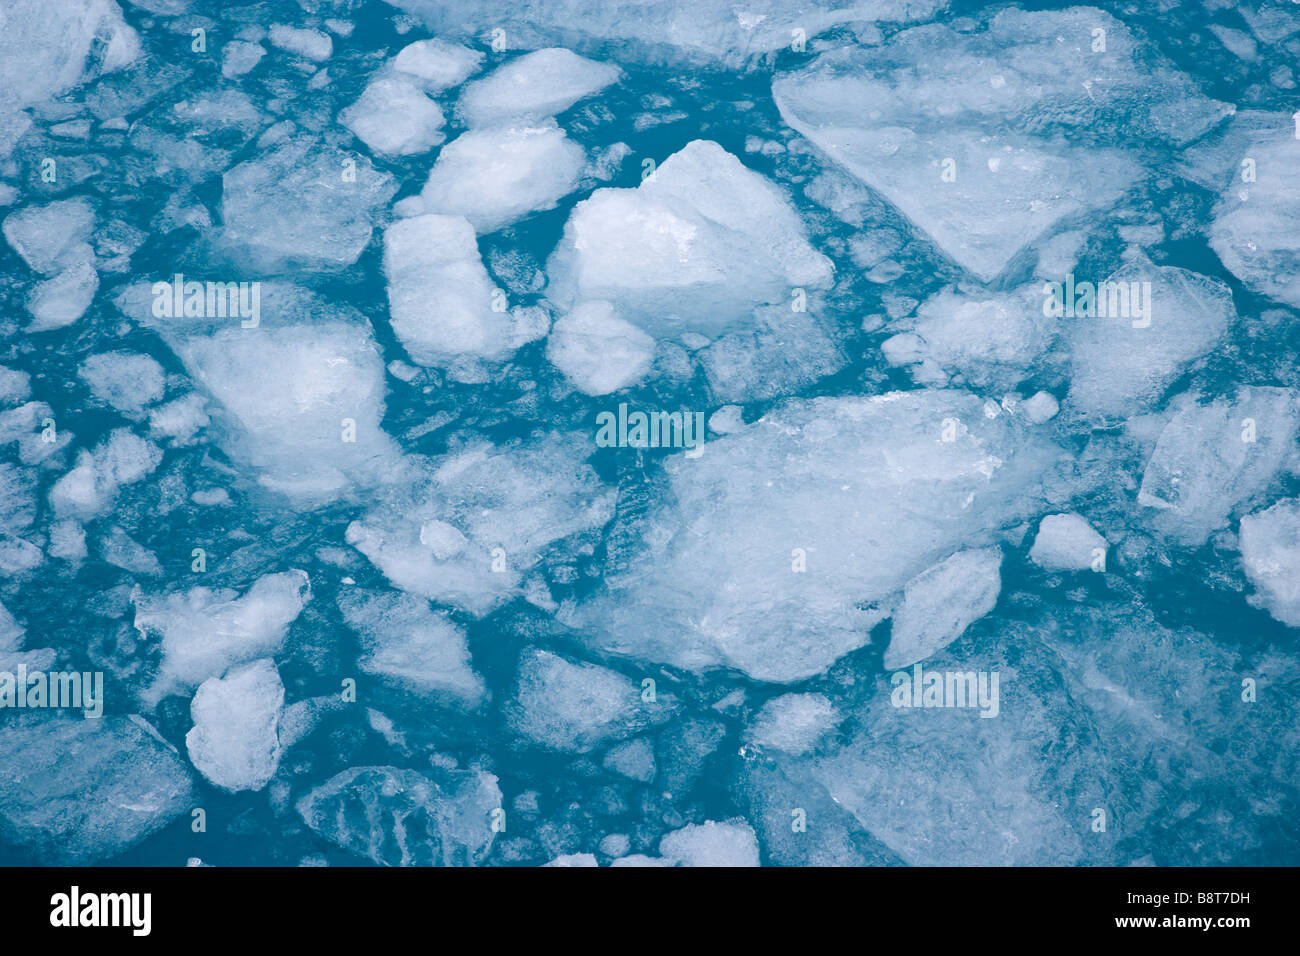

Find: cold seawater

[0,0,1298,868]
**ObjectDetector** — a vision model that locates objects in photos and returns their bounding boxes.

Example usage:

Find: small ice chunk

[222,40,266,78]
[418,124,584,233]
[602,737,656,782]
[186,659,285,792]
[340,76,445,156]
[221,138,395,273]
[0,600,23,651]
[457,48,619,127]
[1139,387,1300,545]
[0,367,31,405]
[1065,264,1234,419]
[100,525,162,576]
[347,434,614,615]
[885,285,1053,391]
[148,393,209,445]
[660,820,760,867]
[3,198,95,275]
[269,24,333,61]
[382,214,516,366]
[506,649,676,753]
[165,298,399,503]
[133,570,311,703]
[1239,498,1300,627]
[1210,136,1300,310]
[0,0,140,112]
[884,547,1002,669]
[418,519,467,559]
[545,853,598,867]
[78,351,166,413]
[1029,513,1107,572]
[392,38,483,92]
[338,589,486,706]
[1022,391,1059,424]
[26,262,98,332]
[746,693,839,756]
[546,300,655,395]
[49,428,162,520]
[708,405,745,434]
[297,765,501,866]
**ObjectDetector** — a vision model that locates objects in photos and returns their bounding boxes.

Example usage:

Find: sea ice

[392,38,483,92]
[457,48,619,127]
[659,820,760,867]
[547,140,832,338]
[418,124,585,233]
[545,300,655,395]
[346,434,615,615]
[49,428,162,521]
[79,352,166,414]
[505,649,677,752]
[384,0,941,68]
[0,714,192,864]
[220,138,395,273]
[1029,513,1108,572]
[185,659,285,792]
[133,570,311,704]
[883,547,1003,670]
[1138,387,1300,546]
[382,214,520,368]
[338,588,486,706]
[1239,497,1300,627]
[297,765,501,866]
[773,8,1228,281]
[1210,136,1300,310]
[1065,264,1234,419]
[567,390,1066,682]
[340,76,446,156]
[746,694,839,756]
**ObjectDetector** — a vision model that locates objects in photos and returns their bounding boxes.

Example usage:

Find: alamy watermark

[1042,275,1152,328]
[890,663,1000,718]
[0,664,104,718]
[595,402,705,455]
[152,273,261,328]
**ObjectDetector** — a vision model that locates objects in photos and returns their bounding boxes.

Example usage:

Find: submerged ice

[0,0,1297,869]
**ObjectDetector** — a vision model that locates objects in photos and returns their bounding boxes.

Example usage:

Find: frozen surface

[546,300,655,395]
[506,649,677,752]
[883,547,1002,670]
[2,0,1298,869]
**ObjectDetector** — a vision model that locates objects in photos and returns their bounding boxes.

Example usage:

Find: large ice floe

[1,0,1298,870]
[773,7,1231,281]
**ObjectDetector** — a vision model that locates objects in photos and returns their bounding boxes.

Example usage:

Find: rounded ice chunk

[545,300,655,395]
[1028,513,1107,572]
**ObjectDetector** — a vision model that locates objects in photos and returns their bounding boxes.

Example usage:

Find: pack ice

[773,8,1230,281]
[566,390,1067,682]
